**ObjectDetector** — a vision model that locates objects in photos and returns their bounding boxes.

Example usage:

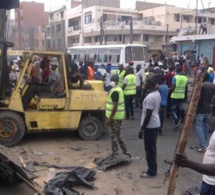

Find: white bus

[66,44,148,74]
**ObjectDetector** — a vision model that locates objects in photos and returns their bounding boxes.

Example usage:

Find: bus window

[78,53,84,61]
[104,55,108,62]
[84,54,89,61]
[110,55,119,64]
[132,47,145,61]
[109,55,112,62]
[117,55,120,63]
[94,54,97,61]
[74,54,78,60]
[125,47,132,63]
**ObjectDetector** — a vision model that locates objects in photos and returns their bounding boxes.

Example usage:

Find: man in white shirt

[139,73,161,178]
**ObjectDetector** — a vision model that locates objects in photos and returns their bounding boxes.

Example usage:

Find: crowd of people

[105,52,215,194]
[6,51,215,193]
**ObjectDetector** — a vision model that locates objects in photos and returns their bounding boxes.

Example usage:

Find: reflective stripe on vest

[106,86,125,120]
[117,70,125,87]
[124,74,136,95]
[171,75,188,99]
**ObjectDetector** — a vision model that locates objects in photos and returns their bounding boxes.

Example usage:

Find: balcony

[178,24,215,36]
[103,20,165,31]
[67,26,81,35]
[142,41,163,51]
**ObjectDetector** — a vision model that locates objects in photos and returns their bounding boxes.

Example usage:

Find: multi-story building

[14,1,48,50]
[7,19,16,43]
[141,5,215,34]
[45,7,66,51]
[65,4,177,55]
[67,0,120,9]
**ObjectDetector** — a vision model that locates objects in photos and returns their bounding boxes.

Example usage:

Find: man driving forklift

[22,57,63,109]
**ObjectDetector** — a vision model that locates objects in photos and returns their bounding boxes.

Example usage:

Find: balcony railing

[67,26,81,33]
[178,24,215,36]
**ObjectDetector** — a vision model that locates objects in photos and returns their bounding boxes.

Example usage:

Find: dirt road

[1,105,207,195]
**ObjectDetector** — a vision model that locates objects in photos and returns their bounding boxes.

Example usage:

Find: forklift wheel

[0,112,25,147]
[79,116,103,140]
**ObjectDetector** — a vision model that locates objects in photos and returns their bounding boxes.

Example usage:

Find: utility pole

[165,24,169,56]
[195,0,198,34]
[99,16,105,45]
[130,16,133,44]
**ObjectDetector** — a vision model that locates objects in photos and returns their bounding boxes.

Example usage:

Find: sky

[17,0,215,11]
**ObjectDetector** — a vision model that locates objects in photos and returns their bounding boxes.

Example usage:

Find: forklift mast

[0,0,19,99]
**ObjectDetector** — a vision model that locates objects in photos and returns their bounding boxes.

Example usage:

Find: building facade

[171,35,215,65]
[65,5,178,55]
[141,5,215,34]
[14,1,48,50]
[45,7,66,51]
[8,19,16,43]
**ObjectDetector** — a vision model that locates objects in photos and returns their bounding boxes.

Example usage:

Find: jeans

[124,95,135,119]
[201,181,215,195]
[171,98,184,124]
[135,87,142,107]
[144,128,159,176]
[196,114,209,148]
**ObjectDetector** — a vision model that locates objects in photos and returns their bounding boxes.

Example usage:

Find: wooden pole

[167,68,206,195]
[16,173,44,195]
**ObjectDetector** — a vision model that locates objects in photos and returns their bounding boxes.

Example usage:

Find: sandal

[140,172,155,178]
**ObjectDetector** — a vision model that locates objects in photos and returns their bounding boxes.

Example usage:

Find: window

[183,15,190,23]
[68,19,79,28]
[52,26,55,34]
[133,35,140,42]
[52,40,55,48]
[57,39,62,48]
[85,12,92,24]
[174,14,180,22]
[84,37,91,43]
[57,24,61,33]
[60,11,64,19]
[144,35,149,42]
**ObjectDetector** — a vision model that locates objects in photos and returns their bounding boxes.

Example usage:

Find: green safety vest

[171,75,188,99]
[106,86,125,120]
[124,74,136,96]
[117,70,125,87]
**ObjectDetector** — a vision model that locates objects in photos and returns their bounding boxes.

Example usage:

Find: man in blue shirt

[159,77,168,135]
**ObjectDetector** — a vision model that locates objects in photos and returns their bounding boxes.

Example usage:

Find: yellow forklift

[0,51,108,146]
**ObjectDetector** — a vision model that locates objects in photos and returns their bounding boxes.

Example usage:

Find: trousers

[110,120,128,155]
[144,128,159,176]
[171,98,185,124]
[124,95,135,119]
[201,181,215,195]
[196,114,209,147]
